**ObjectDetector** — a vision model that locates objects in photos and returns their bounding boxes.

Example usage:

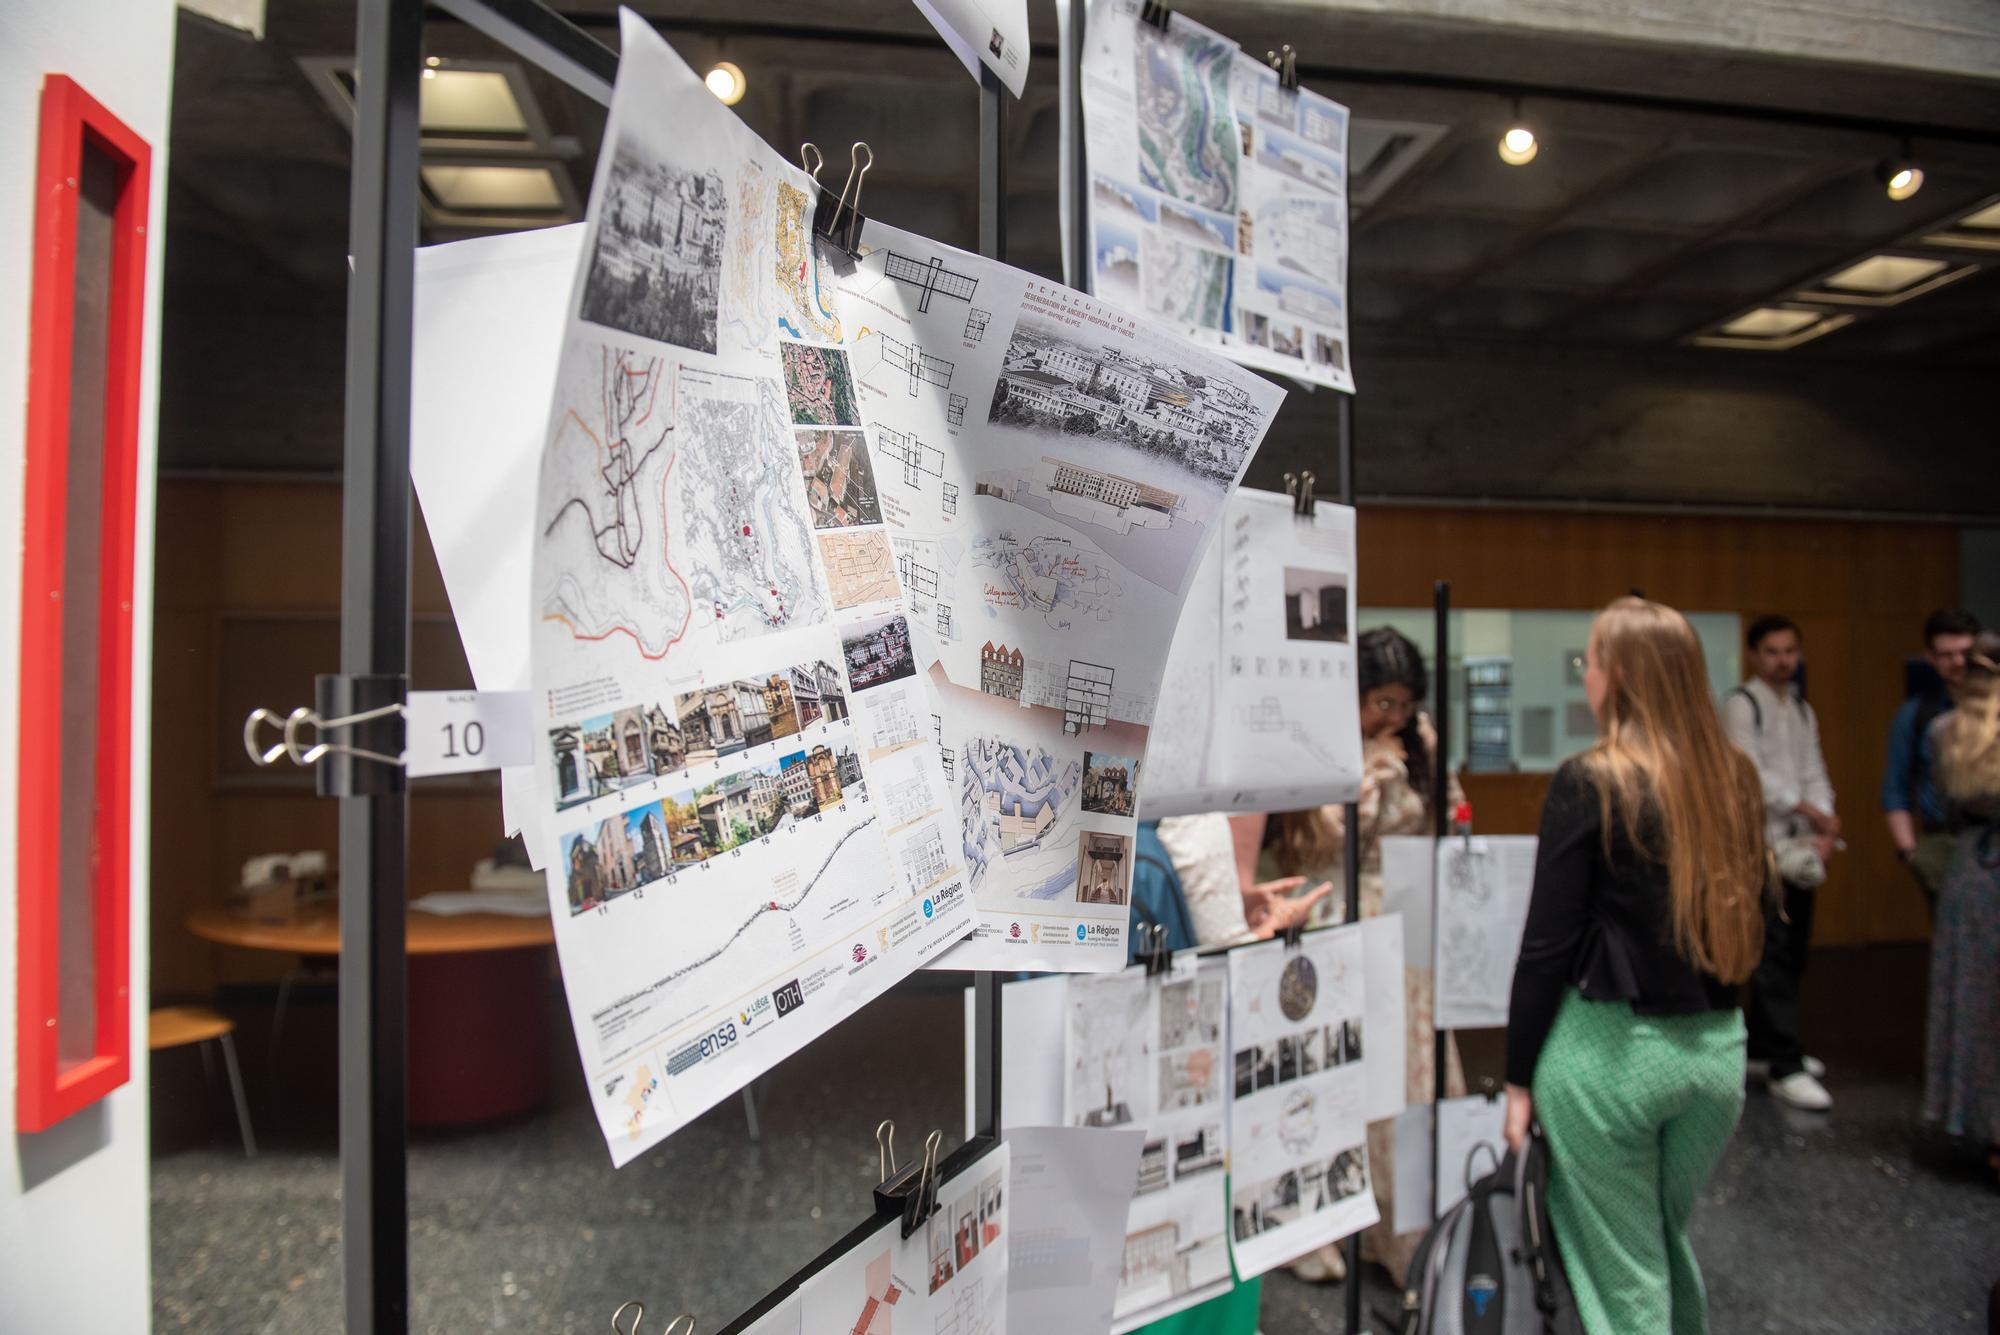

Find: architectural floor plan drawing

[529,15,968,1168]
[884,249,981,312]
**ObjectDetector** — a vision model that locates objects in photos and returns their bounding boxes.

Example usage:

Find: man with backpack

[1723,615,1837,1112]
[1880,608,1981,919]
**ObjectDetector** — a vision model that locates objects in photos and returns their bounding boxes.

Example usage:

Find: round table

[188,903,556,1126]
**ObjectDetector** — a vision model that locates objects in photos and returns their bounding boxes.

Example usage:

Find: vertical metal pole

[338,0,418,1329]
[1428,581,1451,1228]
[1065,0,1090,291]
[1335,393,1365,1331]
[971,62,1007,1141]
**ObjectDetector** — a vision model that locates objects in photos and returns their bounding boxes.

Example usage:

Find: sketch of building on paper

[882,249,979,313]
[875,332,956,397]
[948,393,969,427]
[974,456,1182,538]
[877,425,946,487]
[1063,660,1116,735]
[964,308,991,342]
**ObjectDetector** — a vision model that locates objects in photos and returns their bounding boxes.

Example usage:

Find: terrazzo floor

[151,952,1997,1334]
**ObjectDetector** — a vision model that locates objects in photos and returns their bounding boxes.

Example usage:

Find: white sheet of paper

[1005,1125,1145,1335]
[1378,836,1435,970]
[911,0,1030,96]
[1081,0,1354,392]
[798,1144,1011,1333]
[1433,836,1539,1030]
[1141,490,1361,818]
[527,13,972,1167]
[404,689,534,777]
[1358,914,1407,1124]
[1063,957,1235,1330]
[411,223,582,858]
[1435,1095,1508,1217]
[966,974,1071,1136]
[1225,931,1382,1278]
[1391,1102,1433,1235]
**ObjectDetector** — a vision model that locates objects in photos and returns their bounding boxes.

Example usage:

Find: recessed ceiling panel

[1489,226,1687,291]
[1398,133,1633,216]
[1575,149,1821,231]
[1641,239,1850,302]
[1351,214,1526,276]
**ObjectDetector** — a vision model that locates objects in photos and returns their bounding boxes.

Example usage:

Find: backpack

[1401,1127,1584,1335]
[1126,822,1196,964]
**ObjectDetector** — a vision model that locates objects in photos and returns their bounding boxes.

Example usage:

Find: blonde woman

[1923,630,2000,1179]
[1502,598,1768,1335]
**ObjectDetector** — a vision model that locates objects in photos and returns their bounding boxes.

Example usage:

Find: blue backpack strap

[1128,823,1197,962]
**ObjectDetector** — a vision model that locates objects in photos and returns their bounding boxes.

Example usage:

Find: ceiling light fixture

[1497,123,1537,167]
[705,60,747,107]
[1690,304,1854,351]
[1877,140,1924,201]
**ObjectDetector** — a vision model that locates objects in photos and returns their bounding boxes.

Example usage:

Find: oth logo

[773,980,806,1017]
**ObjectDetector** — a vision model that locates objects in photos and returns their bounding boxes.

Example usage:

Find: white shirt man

[1721,615,1836,1111]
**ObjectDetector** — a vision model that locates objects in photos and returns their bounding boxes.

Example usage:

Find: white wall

[0,0,173,1329]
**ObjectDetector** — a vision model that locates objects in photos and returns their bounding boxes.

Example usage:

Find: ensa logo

[852,943,868,964]
[1009,922,1021,939]
[773,979,806,1017]
[1076,924,1087,941]
[922,898,934,919]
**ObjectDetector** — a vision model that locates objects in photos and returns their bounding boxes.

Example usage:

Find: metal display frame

[326,3,1005,1330]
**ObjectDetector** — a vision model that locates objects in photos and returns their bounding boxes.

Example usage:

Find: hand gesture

[1243,877,1331,938]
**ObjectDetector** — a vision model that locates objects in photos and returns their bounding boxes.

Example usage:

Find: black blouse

[1505,758,1741,1088]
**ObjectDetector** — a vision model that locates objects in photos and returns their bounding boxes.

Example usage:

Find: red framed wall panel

[16,74,150,1132]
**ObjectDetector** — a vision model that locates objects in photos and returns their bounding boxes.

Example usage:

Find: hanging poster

[1139,488,1361,818]
[1080,0,1354,392]
[1000,1125,1147,1335]
[528,12,971,1166]
[1224,918,1404,1278]
[1063,958,1235,1329]
[795,1145,1012,1335]
[1433,837,1538,1030]
[911,0,1031,97]
[831,213,1283,972]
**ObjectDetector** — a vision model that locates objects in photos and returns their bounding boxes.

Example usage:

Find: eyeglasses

[1367,698,1414,716]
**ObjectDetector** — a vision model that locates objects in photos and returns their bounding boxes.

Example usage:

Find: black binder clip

[1266,44,1300,91]
[1138,922,1172,976]
[1284,470,1317,517]
[1139,0,1173,32]
[806,140,872,271]
[873,1121,943,1239]
[1282,918,1308,949]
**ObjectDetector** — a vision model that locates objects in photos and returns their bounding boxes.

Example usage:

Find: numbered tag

[405,690,533,777]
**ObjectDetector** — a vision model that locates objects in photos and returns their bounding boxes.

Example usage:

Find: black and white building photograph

[578,135,725,353]
[1283,566,1349,643]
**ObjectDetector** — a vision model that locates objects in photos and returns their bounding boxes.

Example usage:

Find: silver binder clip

[1284,470,1317,517]
[1138,922,1171,976]
[1139,0,1173,32]
[808,140,872,267]
[873,1123,943,1239]
[1266,44,1299,91]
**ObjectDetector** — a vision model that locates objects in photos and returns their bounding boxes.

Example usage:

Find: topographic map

[1141,232,1232,330]
[972,532,1124,631]
[1134,17,1237,212]
[773,181,843,342]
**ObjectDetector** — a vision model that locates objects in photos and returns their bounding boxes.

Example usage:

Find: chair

[149,1005,257,1157]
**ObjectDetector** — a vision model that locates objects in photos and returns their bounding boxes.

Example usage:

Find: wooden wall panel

[1357,507,1960,947]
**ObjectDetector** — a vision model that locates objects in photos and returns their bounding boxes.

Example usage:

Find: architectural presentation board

[911,0,1030,96]
[1142,489,1362,817]
[1001,1125,1147,1335]
[1376,835,1435,970]
[740,1143,1012,1335]
[839,223,1283,974]
[1432,837,1539,1030]
[1063,957,1236,1329]
[1224,919,1404,1278]
[1080,0,1354,392]
[527,13,973,1166]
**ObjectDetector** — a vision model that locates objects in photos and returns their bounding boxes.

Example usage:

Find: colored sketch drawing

[538,342,691,658]
[774,180,843,341]
[819,529,900,609]
[1133,16,1238,211]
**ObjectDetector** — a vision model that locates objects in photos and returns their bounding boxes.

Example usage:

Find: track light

[1497,101,1537,166]
[705,60,747,106]
[1879,141,1923,201]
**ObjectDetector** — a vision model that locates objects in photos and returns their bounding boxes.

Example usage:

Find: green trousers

[1533,991,1745,1335]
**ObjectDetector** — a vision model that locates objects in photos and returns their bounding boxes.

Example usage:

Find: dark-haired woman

[1260,626,1464,1284]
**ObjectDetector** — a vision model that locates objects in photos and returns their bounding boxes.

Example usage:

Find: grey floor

[153,952,1998,1334]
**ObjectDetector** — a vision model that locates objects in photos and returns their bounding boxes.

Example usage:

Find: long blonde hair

[1580,597,1766,983]
[1938,631,2000,802]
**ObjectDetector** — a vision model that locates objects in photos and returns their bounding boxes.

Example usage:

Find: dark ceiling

[160,1,2000,513]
